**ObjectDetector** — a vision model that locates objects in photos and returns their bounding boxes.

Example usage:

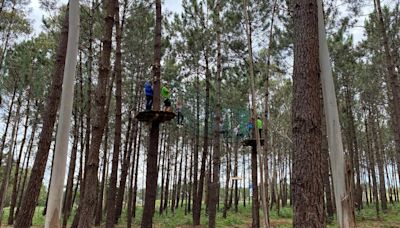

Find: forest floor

[1,203,399,227]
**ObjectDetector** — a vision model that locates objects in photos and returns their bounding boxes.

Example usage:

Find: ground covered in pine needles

[1,203,399,227]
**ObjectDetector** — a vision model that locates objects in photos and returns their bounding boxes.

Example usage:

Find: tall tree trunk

[127,119,139,228]
[64,54,84,228]
[0,85,16,164]
[243,0,269,226]
[159,143,166,215]
[188,139,194,213]
[8,95,31,225]
[209,1,221,226]
[291,0,324,226]
[79,0,94,219]
[322,111,334,223]
[365,112,380,217]
[374,0,400,185]
[192,72,200,216]
[182,137,188,210]
[171,136,179,213]
[16,107,39,217]
[370,109,388,212]
[105,0,123,225]
[14,8,69,227]
[43,141,56,216]
[234,136,239,213]
[193,48,211,226]
[344,77,362,210]
[94,122,109,226]
[77,0,116,225]
[222,153,230,219]
[132,126,142,219]
[140,0,163,226]
[0,94,22,222]
[115,114,135,221]
[62,106,79,228]
[113,0,131,221]
[261,0,278,219]
[270,153,277,210]
[251,145,260,228]
[176,133,184,209]
[243,150,246,208]
[93,40,117,226]
[45,0,80,225]
[163,139,171,213]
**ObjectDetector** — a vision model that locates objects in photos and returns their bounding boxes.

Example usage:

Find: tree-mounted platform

[135,111,176,123]
[241,139,265,147]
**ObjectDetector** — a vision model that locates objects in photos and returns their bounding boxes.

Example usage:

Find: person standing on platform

[144,80,153,111]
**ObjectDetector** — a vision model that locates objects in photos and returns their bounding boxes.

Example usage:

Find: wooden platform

[241,139,265,147]
[135,111,176,123]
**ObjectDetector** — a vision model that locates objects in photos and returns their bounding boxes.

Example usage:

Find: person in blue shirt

[144,81,153,111]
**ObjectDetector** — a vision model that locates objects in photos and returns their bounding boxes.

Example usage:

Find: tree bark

[0,94,22,223]
[209,0,222,226]
[77,0,116,225]
[14,9,69,227]
[105,0,123,225]
[62,105,79,228]
[140,0,163,226]
[322,111,334,223]
[374,0,400,185]
[171,136,179,213]
[163,138,172,213]
[370,109,388,212]
[343,74,362,210]
[16,106,39,217]
[91,38,117,226]
[365,112,380,217]
[243,149,246,208]
[192,72,200,221]
[0,84,16,165]
[159,141,166,215]
[132,126,142,219]
[251,145,260,228]
[234,136,239,212]
[127,119,140,228]
[291,0,324,226]
[8,94,31,225]
[193,48,211,226]
[176,133,184,209]
[222,152,230,219]
[115,114,136,221]
[243,0,269,226]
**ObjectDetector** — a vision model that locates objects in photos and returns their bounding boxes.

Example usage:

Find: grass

[1,203,400,227]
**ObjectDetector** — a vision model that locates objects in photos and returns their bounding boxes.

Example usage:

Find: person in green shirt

[257,116,263,138]
[161,82,172,112]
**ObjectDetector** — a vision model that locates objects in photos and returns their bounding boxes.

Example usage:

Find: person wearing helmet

[144,80,153,111]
